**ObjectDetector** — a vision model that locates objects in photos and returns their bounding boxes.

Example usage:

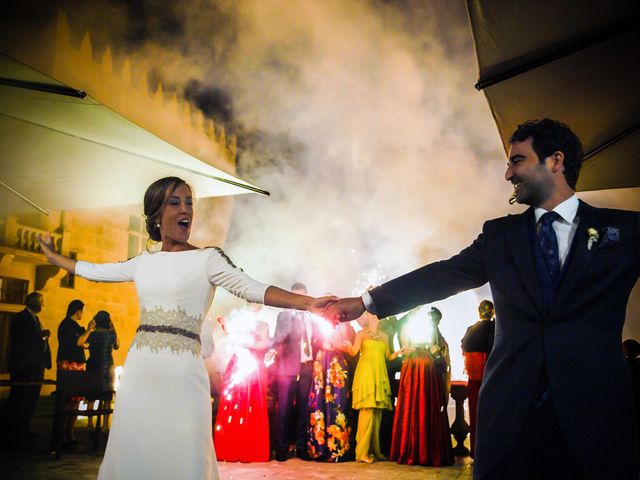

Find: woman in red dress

[214,308,271,462]
[390,307,453,466]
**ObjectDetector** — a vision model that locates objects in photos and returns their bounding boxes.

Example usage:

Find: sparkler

[309,312,334,341]
[401,306,435,346]
[223,348,259,398]
[220,306,265,388]
[351,265,387,296]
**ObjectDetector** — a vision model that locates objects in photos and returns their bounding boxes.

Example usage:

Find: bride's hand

[37,233,56,258]
[36,233,77,272]
[308,296,339,320]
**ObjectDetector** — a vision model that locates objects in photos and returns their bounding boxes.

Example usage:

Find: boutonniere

[586,228,599,250]
[586,226,620,250]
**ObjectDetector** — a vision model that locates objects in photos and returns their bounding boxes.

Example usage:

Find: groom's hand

[324,297,366,324]
[308,296,339,319]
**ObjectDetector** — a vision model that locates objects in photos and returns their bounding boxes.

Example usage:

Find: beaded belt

[136,324,201,344]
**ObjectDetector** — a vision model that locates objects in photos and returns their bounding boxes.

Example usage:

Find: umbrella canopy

[466,0,640,191]
[0,53,268,216]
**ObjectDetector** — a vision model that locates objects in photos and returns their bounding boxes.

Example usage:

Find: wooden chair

[50,370,114,459]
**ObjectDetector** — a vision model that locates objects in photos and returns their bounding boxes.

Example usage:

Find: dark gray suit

[271,310,319,457]
[370,201,639,479]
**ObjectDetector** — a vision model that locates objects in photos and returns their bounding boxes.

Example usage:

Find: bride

[38,176,334,479]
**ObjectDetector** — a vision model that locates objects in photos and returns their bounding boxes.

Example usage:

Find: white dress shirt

[534,194,579,267]
[299,313,313,363]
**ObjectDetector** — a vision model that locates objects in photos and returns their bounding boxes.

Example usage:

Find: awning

[466,0,640,191]
[0,53,268,216]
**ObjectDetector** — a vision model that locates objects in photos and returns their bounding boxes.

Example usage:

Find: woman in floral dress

[307,322,355,462]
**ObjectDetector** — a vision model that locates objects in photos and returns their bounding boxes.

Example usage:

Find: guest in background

[214,306,271,462]
[461,299,496,457]
[377,314,401,457]
[85,310,119,432]
[390,307,453,466]
[57,299,93,445]
[343,312,406,463]
[267,282,320,461]
[307,321,354,462]
[4,292,51,449]
[86,311,119,391]
[429,308,450,406]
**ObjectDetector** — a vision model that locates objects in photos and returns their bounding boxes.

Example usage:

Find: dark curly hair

[509,119,583,189]
[143,177,191,242]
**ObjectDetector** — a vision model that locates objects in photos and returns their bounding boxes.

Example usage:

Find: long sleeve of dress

[206,248,269,304]
[75,256,140,282]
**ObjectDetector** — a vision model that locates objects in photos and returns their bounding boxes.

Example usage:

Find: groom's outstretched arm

[326,228,488,323]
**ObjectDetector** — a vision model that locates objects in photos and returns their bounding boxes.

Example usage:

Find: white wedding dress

[76,248,268,480]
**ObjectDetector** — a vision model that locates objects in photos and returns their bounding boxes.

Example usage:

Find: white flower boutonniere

[586,226,620,250]
[587,228,599,250]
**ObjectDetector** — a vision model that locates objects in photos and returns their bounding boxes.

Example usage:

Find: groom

[326,119,640,479]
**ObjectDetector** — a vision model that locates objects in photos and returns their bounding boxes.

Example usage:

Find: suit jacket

[9,308,51,377]
[270,310,319,376]
[461,320,495,354]
[370,201,640,479]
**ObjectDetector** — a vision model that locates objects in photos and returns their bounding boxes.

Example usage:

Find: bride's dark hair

[143,177,191,242]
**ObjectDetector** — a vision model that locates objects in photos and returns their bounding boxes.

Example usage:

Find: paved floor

[0,396,473,479]
[1,451,473,480]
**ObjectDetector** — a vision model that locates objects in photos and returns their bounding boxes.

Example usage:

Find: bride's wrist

[302,295,314,311]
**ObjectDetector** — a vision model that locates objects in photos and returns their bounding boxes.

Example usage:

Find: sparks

[352,265,387,295]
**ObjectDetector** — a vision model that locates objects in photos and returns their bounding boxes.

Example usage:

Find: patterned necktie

[538,211,561,281]
[300,313,310,357]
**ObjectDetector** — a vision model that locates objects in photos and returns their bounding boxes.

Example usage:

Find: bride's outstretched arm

[263,286,337,316]
[37,233,77,274]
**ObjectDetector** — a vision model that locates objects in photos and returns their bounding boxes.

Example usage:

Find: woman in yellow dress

[343,312,409,463]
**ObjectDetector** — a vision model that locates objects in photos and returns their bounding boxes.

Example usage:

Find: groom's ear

[548,150,565,174]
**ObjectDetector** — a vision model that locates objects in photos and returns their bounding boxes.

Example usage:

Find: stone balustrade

[2,217,62,254]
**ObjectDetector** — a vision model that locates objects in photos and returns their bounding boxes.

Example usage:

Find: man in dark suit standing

[326,119,639,479]
[267,282,319,461]
[6,291,51,449]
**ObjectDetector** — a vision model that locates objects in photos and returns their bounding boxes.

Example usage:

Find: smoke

[174,0,508,297]
[24,0,508,299]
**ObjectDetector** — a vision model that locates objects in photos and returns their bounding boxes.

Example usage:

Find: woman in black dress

[86,310,119,390]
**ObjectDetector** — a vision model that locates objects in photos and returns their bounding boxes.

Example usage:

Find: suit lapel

[505,208,546,318]
[553,201,604,312]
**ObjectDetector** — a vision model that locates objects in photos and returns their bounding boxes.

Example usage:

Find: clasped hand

[308,296,368,326]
